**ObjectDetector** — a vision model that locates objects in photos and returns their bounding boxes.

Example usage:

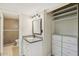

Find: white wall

[43,10,52,56]
[0,11,1,55]
[19,14,33,55]
[38,10,52,56]
[21,14,33,36]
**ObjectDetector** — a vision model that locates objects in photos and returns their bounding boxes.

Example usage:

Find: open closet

[0,11,19,56]
[49,3,78,56]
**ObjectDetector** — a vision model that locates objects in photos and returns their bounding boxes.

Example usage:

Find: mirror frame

[32,18,42,35]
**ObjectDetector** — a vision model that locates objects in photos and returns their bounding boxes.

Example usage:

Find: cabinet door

[22,40,43,56]
[0,10,4,56]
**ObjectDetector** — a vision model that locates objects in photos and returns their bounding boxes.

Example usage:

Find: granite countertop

[23,35,43,43]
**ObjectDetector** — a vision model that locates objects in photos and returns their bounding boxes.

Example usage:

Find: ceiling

[0,3,67,16]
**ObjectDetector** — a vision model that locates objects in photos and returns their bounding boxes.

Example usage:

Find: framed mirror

[32,19,42,35]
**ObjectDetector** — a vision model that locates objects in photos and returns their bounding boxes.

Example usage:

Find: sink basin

[23,36,42,43]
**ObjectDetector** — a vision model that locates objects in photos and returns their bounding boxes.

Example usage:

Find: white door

[0,10,4,56]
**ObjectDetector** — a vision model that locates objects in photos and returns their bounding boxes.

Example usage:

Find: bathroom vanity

[22,36,43,56]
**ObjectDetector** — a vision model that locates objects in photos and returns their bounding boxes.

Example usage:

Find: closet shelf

[53,15,77,21]
[4,30,19,31]
[53,10,77,20]
[53,34,78,38]
[53,5,77,16]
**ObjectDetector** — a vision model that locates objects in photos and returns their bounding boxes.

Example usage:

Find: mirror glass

[32,19,42,35]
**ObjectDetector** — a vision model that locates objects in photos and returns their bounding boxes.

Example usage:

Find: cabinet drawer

[62,48,77,56]
[53,51,61,56]
[63,36,77,44]
[53,39,61,42]
[52,35,62,42]
[52,41,61,47]
[52,46,61,56]
[53,46,61,52]
[63,43,77,51]
[62,53,77,56]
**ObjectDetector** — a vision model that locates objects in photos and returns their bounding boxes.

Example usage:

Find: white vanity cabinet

[22,37,43,56]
